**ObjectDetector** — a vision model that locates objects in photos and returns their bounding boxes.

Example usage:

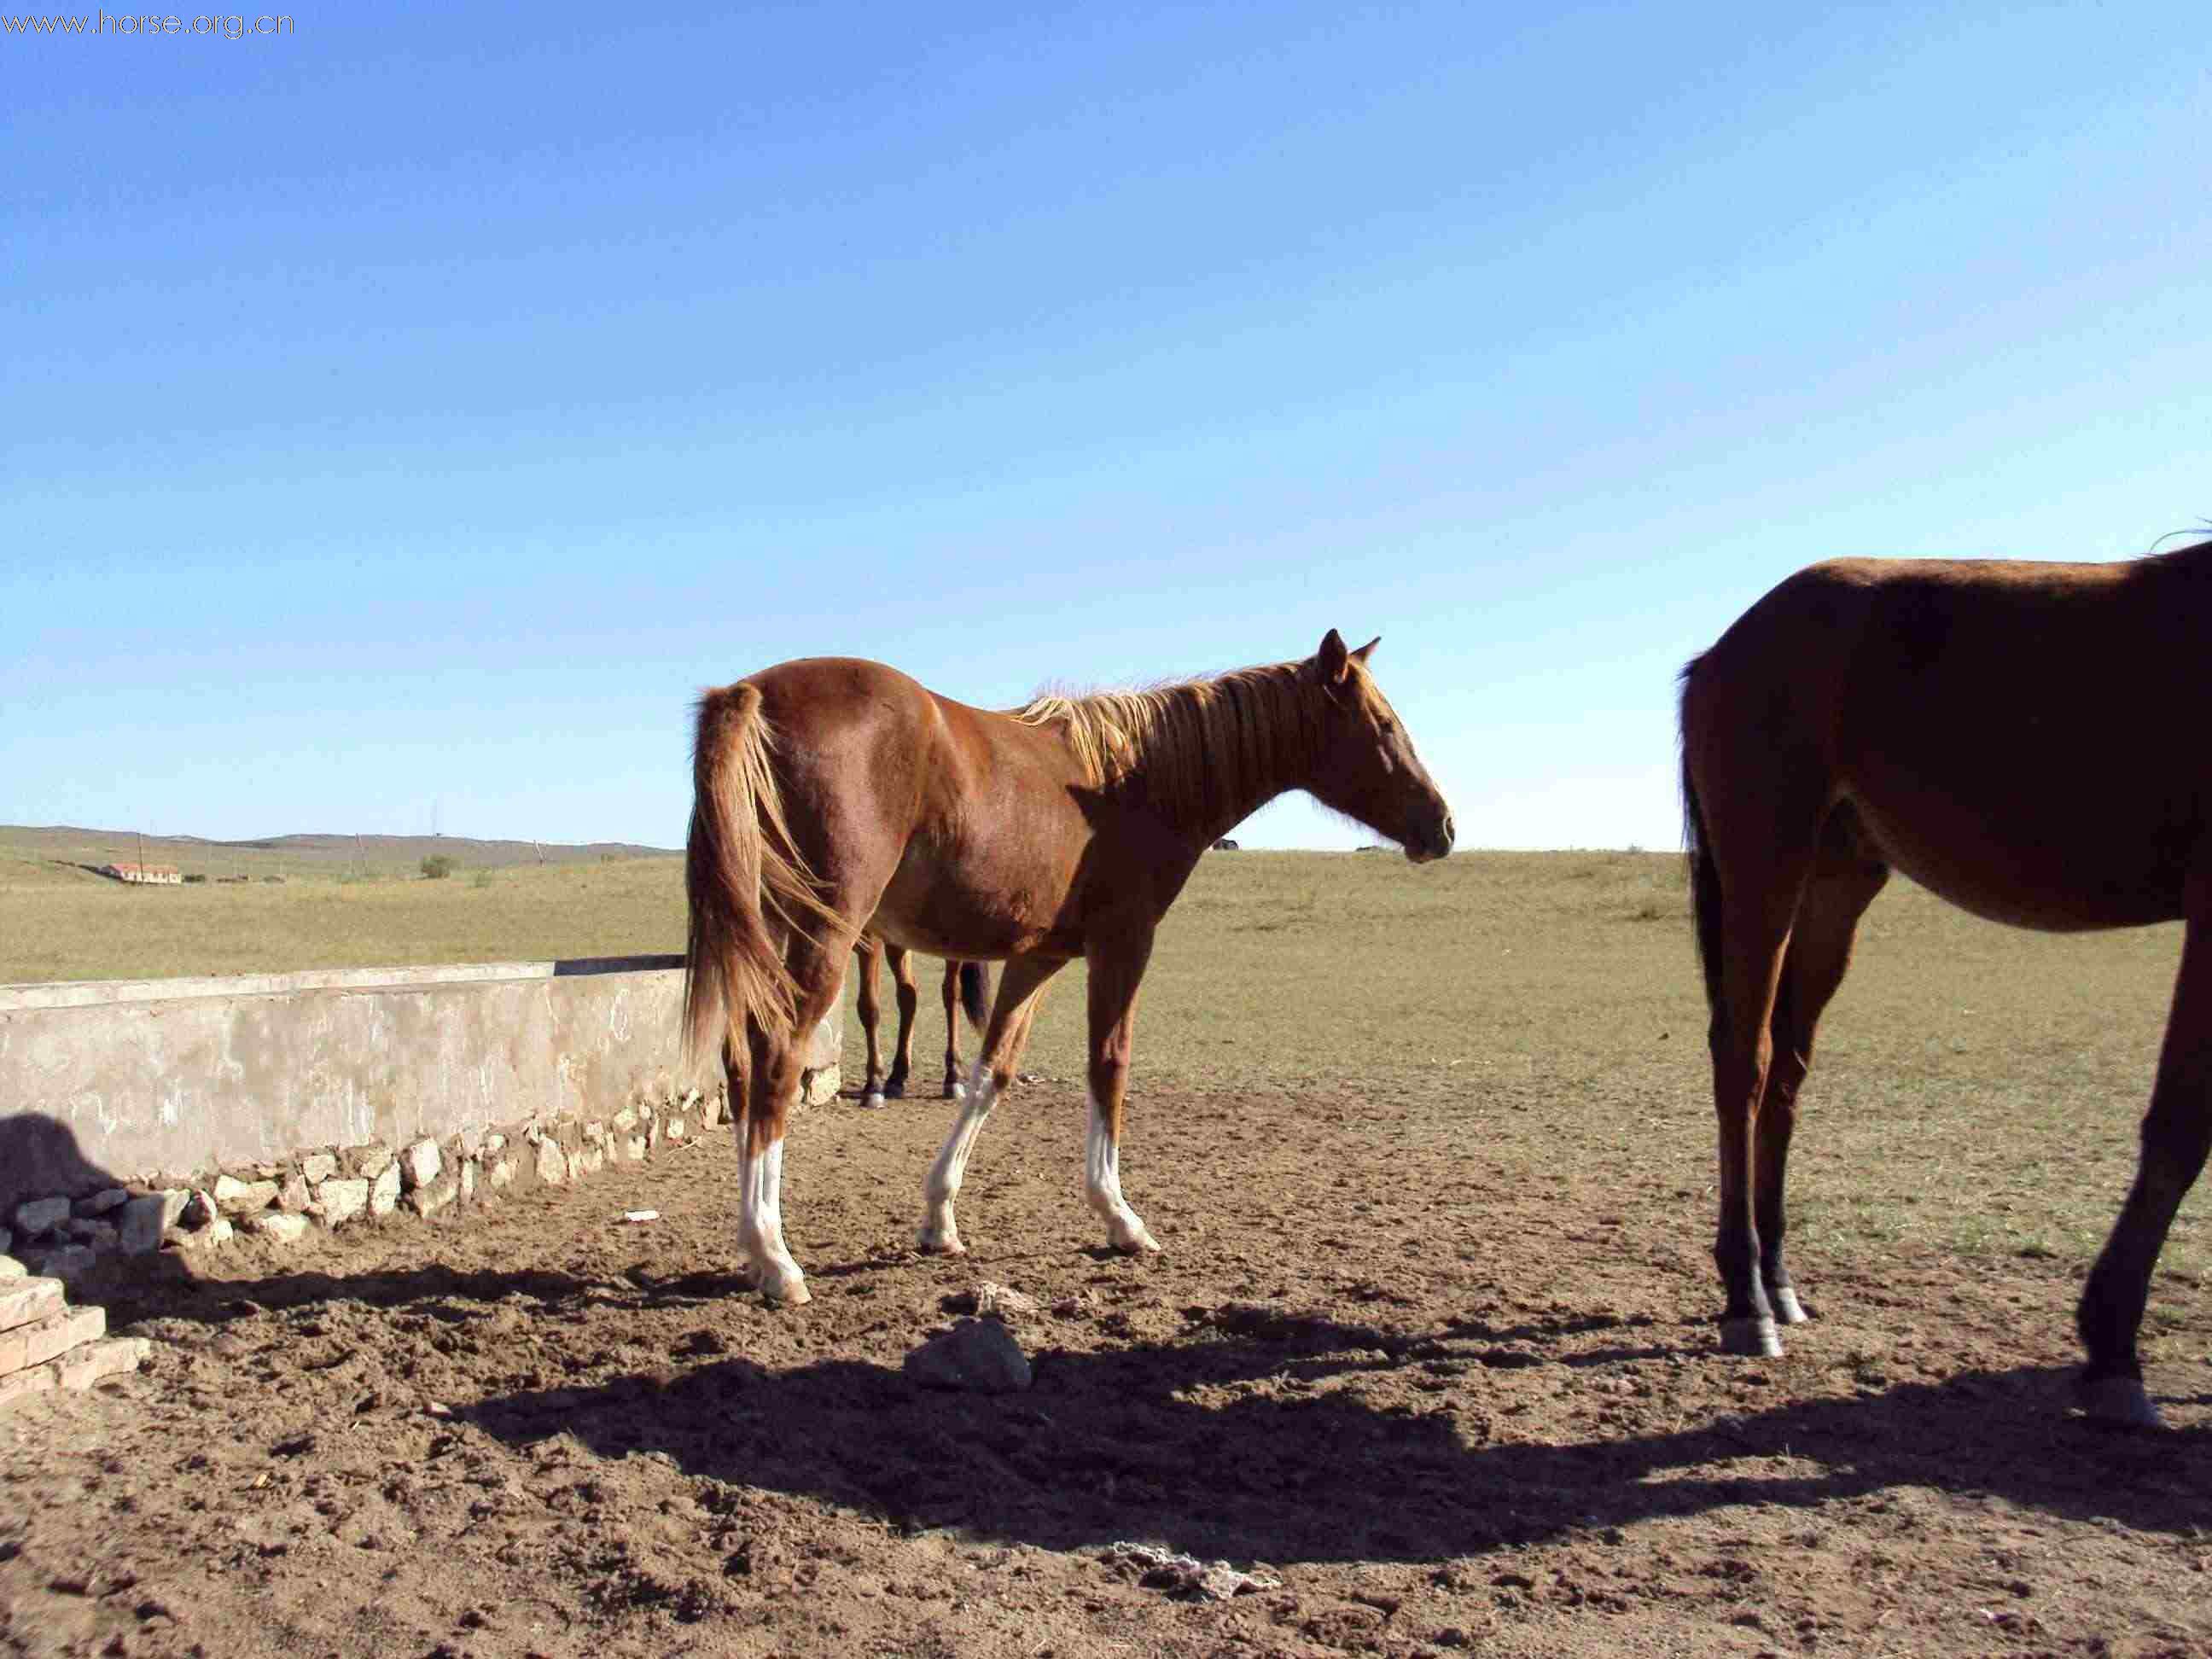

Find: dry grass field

[4,837,2196,1279]
[5,843,2209,1657]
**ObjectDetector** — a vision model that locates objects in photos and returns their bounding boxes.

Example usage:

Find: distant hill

[0,825,674,885]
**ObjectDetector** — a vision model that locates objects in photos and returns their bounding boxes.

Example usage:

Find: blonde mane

[1012,661,1328,832]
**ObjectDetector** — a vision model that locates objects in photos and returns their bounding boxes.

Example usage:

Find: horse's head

[1304,629,1454,864]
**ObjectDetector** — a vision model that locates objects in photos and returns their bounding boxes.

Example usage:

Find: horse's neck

[1125,688,1319,848]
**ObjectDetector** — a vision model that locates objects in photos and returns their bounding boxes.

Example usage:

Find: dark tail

[682,684,841,1076]
[958,960,991,1031]
[1679,655,1725,1020]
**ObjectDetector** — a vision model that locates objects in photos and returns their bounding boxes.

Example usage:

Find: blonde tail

[683,684,842,1076]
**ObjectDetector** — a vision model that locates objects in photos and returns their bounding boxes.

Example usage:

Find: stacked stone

[0,1261,148,1412]
[1,1057,857,1275]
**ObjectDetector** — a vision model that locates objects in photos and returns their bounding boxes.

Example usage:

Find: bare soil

[4,1069,2209,1659]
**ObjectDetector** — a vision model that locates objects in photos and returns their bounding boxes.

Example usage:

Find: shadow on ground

[134,1248,2203,1569]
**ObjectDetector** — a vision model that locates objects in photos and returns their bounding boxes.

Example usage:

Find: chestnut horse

[685,630,1453,1306]
[1680,538,2212,1427]
[851,936,988,1106]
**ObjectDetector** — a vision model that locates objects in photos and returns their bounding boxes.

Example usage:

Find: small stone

[299,1153,338,1185]
[74,1189,129,1218]
[118,1195,172,1255]
[343,1143,393,1179]
[166,1216,234,1252]
[405,1176,457,1219]
[49,1336,150,1392]
[317,1179,370,1226]
[248,1213,310,1243]
[0,1277,67,1335]
[182,1190,219,1228]
[0,1257,26,1282]
[484,1132,507,1155]
[902,1318,1033,1394]
[458,1123,485,1156]
[487,1157,516,1190]
[12,1197,70,1237]
[576,1144,606,1176]
[582,1121,606,1145]
[945,1282,1042,1321]
[623,1136,648,1162]
[65,1219,120,1250]
[0,1304,104,1375]
[276,1176,310,1214]
[460,1159,478,1203]
[24,1245,97,1284]
[212,1175,278,1216]
[665,1118,686,1142]
[612,1108,639,1134]
[369,1162,402,1217]
[399,1138,441,1191]
[535,1141,569,1187]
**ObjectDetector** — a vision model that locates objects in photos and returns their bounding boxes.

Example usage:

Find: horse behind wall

[850,936,987,1107]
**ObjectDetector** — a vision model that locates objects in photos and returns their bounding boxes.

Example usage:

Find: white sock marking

[920,1058,995,1249]
[1086,1091,1158,1252]
[734,1119,806,1301]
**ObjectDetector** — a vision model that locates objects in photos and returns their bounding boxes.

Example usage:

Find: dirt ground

[4,1065,2209,1659]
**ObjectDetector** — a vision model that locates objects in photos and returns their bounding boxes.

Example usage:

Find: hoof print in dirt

[1099,1541,1282,1602]
[902,1318,1033,1393]
[940,1281,1040,1321]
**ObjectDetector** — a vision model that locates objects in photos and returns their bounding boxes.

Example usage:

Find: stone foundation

[0,958,840,1280]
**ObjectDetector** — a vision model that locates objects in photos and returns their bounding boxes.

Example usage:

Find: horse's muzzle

[1406,811,1455,864]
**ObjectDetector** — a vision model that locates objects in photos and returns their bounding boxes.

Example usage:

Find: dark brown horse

[1680,539,2212,1427]
[686,630,1453,1305]
[851,936,987,1106]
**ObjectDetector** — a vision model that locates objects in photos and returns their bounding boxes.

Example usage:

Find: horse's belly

[1845,786,2186,932]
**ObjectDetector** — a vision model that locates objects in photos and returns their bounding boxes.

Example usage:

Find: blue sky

[7,2,2208,850]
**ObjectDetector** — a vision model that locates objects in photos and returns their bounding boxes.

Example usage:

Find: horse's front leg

[1085,927,1161,1254]
[917,952,1065,1254]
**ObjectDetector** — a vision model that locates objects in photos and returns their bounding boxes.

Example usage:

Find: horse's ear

[1316,628,1351,684]
[1352,635,1380,665]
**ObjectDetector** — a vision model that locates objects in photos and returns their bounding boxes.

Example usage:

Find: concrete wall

[0,957,836,1215]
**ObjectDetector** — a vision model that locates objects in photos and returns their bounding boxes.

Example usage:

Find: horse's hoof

[943,1080,964,1101]
[1773,1286,1810,1325]
[2078,1373,2164,1429]
[861,1091,887,1109]
[1720,1315,1783,1358]
[1110,1223,1162,1254]
[761,1277,811,1307]
[915,1227,966,1256]
[882,1081,906,1101]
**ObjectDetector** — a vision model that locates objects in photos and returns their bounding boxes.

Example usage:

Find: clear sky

[7,3,2208,851]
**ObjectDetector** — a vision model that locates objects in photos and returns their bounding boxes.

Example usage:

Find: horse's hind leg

[883,944,918,1101]
[2075,870,2212,1428]
[1757,810,1889,1327]
[1696,770,1828,1359]
[918,952,1065,1254]
[854,940,889,1107]
[940,960,965,1099]
[734,922,860,1305]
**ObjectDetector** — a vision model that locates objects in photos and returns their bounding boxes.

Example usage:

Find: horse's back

[1688,551,2212,927]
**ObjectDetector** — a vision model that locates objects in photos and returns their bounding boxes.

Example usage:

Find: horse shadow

[89,1239,2212,1565]
[451,1300,2212,1567]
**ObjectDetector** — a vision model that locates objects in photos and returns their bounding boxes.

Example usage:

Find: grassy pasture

[1,841,2197,1285]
